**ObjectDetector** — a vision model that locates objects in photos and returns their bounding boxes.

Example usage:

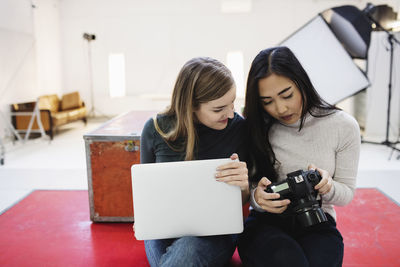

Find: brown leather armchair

[11,91,87,139]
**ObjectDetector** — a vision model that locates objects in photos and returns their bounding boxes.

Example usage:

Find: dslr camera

[265,169,327,227]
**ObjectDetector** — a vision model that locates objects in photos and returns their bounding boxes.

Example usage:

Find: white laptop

[131,158,243,240]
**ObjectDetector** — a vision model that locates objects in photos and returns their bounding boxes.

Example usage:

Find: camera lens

[297,207,328,227]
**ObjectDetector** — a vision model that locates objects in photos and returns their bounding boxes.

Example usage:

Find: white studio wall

[32,0,63,98]
[59,0,399,116]
[1,0,400,141]
[0,0,36,139]
[0,0,64,140]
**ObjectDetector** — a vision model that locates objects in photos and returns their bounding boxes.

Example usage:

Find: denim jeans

[144,234,236,267]
[237,211,344,267]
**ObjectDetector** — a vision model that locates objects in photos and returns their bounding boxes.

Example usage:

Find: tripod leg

[0,137,4,165]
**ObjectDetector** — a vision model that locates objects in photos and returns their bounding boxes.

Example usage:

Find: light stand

[83,33,108,118]
[361,13,400,156]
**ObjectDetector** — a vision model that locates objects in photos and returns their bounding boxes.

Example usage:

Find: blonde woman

[140,57,249,267]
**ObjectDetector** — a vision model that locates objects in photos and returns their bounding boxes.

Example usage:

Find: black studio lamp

[322,3,400,156]
[82,32,103,118]
[365,3,398,32]
[321,3,399,59]
[321,5,372,59]
[83,33,96,41]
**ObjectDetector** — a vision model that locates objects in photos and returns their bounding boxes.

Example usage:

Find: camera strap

[316,194,323,206]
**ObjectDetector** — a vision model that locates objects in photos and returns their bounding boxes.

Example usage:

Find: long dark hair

[243,46,338,184]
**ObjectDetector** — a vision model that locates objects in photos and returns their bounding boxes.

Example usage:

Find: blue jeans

[144,235,236,267]
[237,211,343,267]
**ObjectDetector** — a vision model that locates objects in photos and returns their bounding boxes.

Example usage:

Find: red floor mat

[335,189,400,266]
[0,188,399,267]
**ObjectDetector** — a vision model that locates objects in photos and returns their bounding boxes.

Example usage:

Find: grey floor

[0,118,400,215]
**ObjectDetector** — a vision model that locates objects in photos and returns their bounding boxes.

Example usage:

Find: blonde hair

[154,57,234,160]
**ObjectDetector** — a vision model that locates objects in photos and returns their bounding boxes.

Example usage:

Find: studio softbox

[281,15,370,104]
[321,6,372,59]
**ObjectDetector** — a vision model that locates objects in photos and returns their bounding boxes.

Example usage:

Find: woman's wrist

[250,187,266,212]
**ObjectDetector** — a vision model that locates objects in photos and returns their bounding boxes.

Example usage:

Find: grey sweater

[251,110,361,220]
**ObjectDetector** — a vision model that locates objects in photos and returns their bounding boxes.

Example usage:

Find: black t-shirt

[140,112,246,164]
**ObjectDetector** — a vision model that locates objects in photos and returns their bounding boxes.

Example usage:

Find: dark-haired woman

[140,57,249,267]
[237,46,360,267]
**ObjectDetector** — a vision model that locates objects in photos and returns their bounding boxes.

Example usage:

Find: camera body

[265,169,327,227]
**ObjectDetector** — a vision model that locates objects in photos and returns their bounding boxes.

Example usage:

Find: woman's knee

[302,235,343,267]
[160,236,235,267]
[238,227,309,267]
[299,222,344,267]
[145,239,175,267]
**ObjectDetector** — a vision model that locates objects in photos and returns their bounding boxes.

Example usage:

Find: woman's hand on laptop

[215,153,248,192]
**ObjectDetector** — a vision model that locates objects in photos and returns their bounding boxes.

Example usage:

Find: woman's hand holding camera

[215,153,248,192]
[308,164,332,195]
[255,177,291,214]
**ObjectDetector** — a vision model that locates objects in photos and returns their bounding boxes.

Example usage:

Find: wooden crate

[84,111,156,222]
